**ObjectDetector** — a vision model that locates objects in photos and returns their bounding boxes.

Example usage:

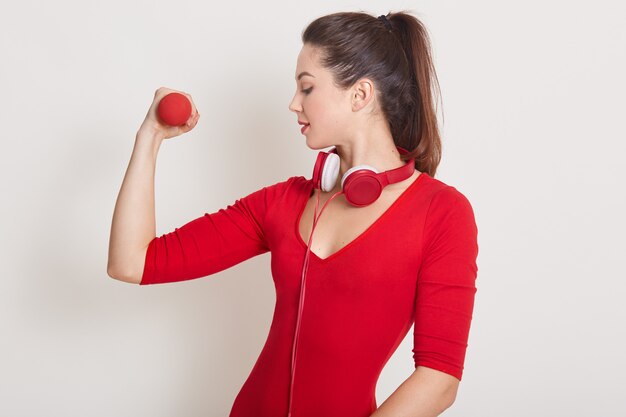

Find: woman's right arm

[107,87,200,284]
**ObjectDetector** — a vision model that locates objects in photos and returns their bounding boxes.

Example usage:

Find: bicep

[139,186,272,286]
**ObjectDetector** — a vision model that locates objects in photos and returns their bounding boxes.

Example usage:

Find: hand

[138,87,200,140]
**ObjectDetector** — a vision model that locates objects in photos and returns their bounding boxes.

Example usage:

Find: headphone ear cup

[340,164,379,189]
[320,152,340,192]
[342,165,382,207]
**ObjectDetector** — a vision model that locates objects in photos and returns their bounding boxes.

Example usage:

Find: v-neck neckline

[294,171,427,263]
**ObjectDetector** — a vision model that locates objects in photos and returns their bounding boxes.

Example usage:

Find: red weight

[157,92,192,126]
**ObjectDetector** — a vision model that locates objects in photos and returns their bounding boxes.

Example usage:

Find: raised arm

[107,87,200,284]
[137,180,282,286]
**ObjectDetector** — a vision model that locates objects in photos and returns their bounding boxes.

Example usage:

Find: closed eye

[301,87,313,95]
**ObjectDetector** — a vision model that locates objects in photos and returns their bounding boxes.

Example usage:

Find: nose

[288,92,300,113]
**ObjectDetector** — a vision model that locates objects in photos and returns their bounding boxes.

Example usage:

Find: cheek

[307,92,347,130]
[324,101,349,126]
[310,97,338,120]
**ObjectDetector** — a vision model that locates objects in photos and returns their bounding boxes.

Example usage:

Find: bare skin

[107,87,200,283]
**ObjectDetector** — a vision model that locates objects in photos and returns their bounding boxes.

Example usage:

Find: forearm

[107,129,163,281]
[369,367,457,417]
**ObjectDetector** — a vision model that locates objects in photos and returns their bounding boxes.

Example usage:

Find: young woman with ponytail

[108,10,478,417]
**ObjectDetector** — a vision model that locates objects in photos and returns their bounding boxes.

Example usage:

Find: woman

[108,10,479,417]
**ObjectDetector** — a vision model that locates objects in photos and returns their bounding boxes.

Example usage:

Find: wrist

[134,128,164,158]
[136,123,165,142]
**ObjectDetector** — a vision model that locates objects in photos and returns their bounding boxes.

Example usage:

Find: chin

[305,136,335,151]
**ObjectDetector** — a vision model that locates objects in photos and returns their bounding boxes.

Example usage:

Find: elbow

[429,385,456,415]
[441,381,459,410]
[106,263,119,279]
[412,366,459,411]
[443,390,456,410]
[107,264,142,284]
[107,241,151,285]
[107,248,147,284]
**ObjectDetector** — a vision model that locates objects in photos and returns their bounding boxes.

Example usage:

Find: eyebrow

[296,71,315,81]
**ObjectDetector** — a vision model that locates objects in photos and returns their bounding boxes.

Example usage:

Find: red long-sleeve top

[140,172,479,417]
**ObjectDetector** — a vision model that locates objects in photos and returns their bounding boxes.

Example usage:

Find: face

[288,43,356,149]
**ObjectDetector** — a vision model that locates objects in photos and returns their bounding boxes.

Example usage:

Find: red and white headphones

[312,145,416,207]
[286,145,416,417]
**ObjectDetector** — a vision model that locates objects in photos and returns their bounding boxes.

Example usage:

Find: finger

[181,92,197,115]
[186,111,199,125]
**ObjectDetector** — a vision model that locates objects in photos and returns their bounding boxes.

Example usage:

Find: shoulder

[247,175,311,208]
[418,176,479,263]
[419,175,477,236]
[261,175,310,195]
[420,174,475,214]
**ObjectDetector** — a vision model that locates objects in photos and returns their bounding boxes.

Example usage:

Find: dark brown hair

[301,10,443,177]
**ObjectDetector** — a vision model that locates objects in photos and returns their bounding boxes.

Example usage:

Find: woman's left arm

[371,186,478,416]
[369,366,458,417]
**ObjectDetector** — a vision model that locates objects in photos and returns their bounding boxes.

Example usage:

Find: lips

[298,120,310,134]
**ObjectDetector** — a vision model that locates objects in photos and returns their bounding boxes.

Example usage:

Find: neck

[330,137,409,193]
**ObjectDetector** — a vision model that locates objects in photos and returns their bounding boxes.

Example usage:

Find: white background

[1,1,624,416]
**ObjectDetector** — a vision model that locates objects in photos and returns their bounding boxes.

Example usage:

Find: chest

[298,174,418,261]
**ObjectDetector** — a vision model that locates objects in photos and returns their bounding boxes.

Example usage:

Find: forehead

[295,44,321,80]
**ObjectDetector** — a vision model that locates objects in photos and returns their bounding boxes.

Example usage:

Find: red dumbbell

[157,92,192,126]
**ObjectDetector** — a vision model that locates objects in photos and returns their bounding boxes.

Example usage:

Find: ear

[351,78,375,111]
